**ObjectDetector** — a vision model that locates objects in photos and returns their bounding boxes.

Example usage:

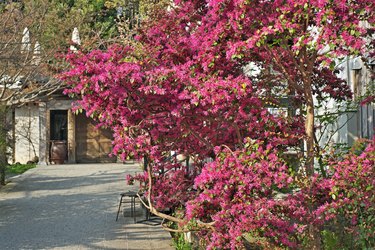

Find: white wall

[316,57,374,149]
[315,98,349,148]
[14,104,40,163]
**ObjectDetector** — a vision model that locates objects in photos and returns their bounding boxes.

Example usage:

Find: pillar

[38,102,48,165]
[67,109,76,163]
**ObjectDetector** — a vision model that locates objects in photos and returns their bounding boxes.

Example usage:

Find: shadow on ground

[0,163,172,250]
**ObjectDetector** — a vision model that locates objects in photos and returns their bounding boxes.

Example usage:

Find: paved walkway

[0,163,174,250]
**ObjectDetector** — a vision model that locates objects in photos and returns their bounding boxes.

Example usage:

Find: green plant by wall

[6,163,36,175]
[172,232,193,250]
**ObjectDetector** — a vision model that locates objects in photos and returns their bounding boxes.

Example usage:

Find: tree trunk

[307,224,322,250]
[304,83,315,176]
[0,105,8,185]
[304,82,322,249]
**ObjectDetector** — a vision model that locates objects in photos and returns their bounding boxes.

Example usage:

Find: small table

[116,191,138,223]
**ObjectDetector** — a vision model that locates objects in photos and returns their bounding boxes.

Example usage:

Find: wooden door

[75,113,116,163]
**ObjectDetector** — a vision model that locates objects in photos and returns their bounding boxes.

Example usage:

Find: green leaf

[329,61,336,70]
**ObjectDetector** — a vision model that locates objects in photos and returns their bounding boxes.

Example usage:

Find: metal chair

[116,191,138,222]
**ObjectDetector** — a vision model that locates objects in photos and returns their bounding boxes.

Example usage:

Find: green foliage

[172,233,193,250]
[350,138,370,155]
[105,0,170,20]
[321,219,374,250]
[6,163,36,175]
[22,0,119,51]
[322,230,340,250]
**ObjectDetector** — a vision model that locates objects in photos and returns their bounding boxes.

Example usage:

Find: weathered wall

[14,104,40,164]
[13,99,75,164]
[317,57,374,149]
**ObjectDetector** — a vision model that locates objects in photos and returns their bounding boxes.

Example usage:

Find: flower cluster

[326,139,375,244]
[186,141,297,248]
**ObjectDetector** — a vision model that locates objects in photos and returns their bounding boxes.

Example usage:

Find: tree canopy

[63,0,374,248]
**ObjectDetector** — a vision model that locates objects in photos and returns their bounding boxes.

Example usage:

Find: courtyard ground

[0,163,173,250]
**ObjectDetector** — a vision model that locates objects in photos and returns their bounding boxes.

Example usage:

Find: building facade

[317,56,374,149]
[13,97,116,164]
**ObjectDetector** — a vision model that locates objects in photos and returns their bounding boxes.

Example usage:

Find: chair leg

[131,197,134,217]
[116,195,123,221]
[132,196,136,223]
[146,207,150,221]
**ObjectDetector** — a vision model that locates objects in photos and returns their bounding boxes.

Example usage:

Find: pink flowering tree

[62,0,374,248]
[324,140,375,247]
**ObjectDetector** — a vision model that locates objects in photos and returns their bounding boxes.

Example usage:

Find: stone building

[8,27,116,165]
[12,95,116,165]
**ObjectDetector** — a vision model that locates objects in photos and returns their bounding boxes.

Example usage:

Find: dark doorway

[49,110,68,164]
[50,110,67,140]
